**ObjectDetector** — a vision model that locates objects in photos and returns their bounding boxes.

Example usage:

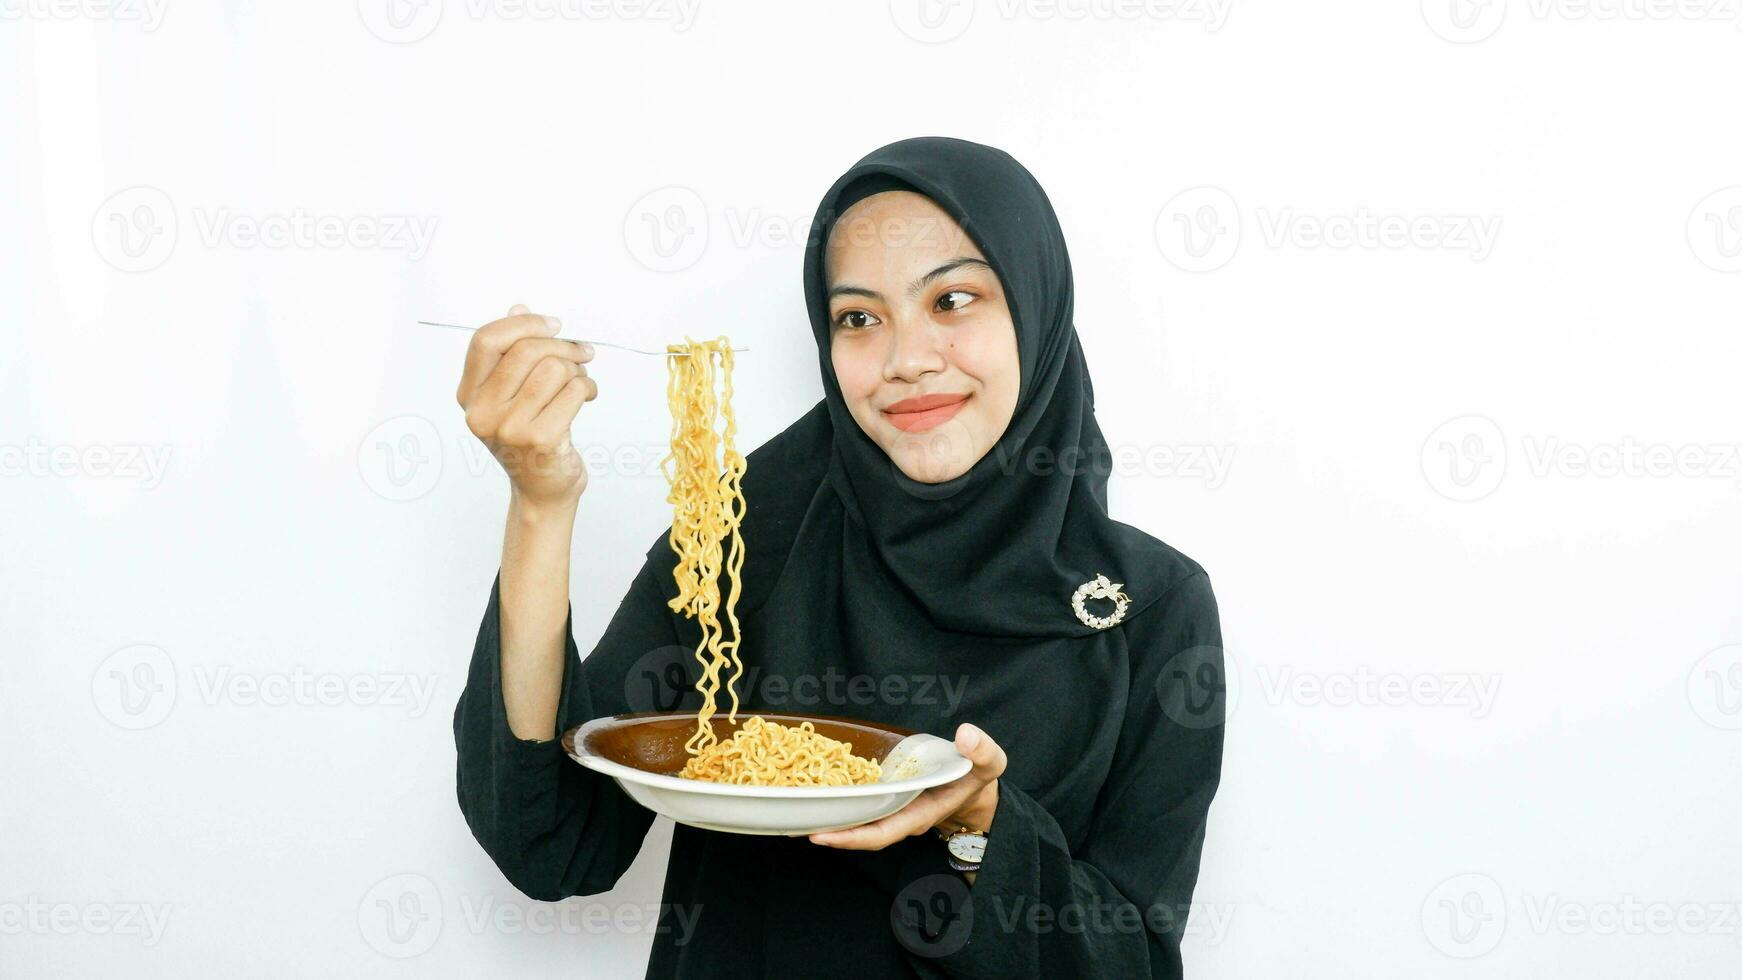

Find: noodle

[679,716,883,786]
[661,336,749,753]
[661,336,882,787]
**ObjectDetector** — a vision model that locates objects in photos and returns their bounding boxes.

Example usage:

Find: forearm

[498,493,579,740]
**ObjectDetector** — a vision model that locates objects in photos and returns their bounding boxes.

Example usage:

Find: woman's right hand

[457,304,599,511]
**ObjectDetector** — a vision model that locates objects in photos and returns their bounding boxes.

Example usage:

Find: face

[824,190,1020,484]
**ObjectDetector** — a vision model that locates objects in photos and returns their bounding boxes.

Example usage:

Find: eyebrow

[827,257,992,303]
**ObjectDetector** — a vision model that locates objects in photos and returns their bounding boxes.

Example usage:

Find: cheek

[830,344,877,402]
[954,317,1020,399]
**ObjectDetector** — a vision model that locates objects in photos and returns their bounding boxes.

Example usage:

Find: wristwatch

[933,823,988,873]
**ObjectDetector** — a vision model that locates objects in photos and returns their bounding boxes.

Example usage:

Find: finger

[458,311,557,404]
[809,814,905,850]
[809,787,959,849]
[529,373,596,442]
[809,806,935,850]
[457,312,562,404]
[504,356,581,428]
[475,338,588,407]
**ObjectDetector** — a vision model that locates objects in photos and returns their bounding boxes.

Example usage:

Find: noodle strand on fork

[661,336,882,786]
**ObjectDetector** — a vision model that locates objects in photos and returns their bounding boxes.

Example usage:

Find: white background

[4,1,1741,977]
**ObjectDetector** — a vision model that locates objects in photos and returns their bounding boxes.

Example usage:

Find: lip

[881,392,970,433]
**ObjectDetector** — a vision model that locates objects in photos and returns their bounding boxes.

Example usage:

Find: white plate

[563,711,972,836]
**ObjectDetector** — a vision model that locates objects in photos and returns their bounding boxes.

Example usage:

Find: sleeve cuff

[967,777,1040,900]
[885,780,1049,972]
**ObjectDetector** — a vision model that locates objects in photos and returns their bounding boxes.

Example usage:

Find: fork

[417,320,748,356]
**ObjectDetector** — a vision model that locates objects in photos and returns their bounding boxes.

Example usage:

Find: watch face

[947,832,987,864]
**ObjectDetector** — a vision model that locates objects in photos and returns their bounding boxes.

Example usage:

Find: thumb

[955,723,985,757]
[955,723,1007,777]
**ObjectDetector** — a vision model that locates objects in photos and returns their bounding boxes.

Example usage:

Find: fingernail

[580,342,594,357]
[544,315,562,332]
[959,726,981,751]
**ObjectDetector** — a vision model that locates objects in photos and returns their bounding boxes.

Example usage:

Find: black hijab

[720,136,1178,640]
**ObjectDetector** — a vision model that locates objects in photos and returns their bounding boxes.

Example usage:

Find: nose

[881,314,948,384]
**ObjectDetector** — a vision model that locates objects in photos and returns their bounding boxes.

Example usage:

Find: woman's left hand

[807,723,1006,850]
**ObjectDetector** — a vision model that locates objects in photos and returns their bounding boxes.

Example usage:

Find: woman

[453,136,1225,978]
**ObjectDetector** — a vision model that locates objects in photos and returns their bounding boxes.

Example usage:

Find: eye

[936,289,977,313]
[833,309,880,331]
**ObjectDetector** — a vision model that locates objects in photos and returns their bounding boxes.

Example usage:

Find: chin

[894,458,968,484]
[884,424,982,484]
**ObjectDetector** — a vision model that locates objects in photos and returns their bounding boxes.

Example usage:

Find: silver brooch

[1071,573,1130,630]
